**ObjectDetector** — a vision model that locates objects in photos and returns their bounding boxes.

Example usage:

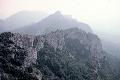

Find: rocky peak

[10,28,103,67]
[10,30,65,66]
[64,28,102,53]
[42,30,65,50]
[1,28,117,80]
[44,11,64,21]
[53,11,62,16]
[14,11,92,35]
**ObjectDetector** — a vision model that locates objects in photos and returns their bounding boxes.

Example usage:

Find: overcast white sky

[0,0,120,36]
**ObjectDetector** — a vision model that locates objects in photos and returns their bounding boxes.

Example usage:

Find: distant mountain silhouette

[96,32,120,57]
[13,11,93,35]
[0,19,7,32]
[101,38,120,57]
[0,11,48,32]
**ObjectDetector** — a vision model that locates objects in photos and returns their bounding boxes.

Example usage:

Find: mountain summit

[53,11,62,16]
[0,11,48,32]
[13,11,93,35]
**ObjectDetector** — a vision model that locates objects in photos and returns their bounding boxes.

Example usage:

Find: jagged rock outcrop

[0,32,42,80]
[0,28,119,80]
[10,30,65,67]
[65,28,102,54]
[10,33,36,66]
[11,28,102,66]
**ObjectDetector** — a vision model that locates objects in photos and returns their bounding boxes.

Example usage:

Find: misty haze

[0,0,120,80]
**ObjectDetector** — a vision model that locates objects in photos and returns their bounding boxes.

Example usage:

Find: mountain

[102,39,120,57]
[13,11,93,35]
[97,33,120,57]
[0,19,6,32]
[1,28,120,80]
[0,11,48,32]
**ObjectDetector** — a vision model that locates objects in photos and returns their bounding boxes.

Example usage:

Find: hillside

[0,11,48,32]
[13,11,92,35]
[0,28,120,80]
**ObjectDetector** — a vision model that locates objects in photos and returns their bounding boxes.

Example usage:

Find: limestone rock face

[35,30,65,50]
[10,33,36,66]
[1,28,118,80]
[64,28,103,58]
[10,30,65,66]
[10,28,103,67]
[0,32,42,80]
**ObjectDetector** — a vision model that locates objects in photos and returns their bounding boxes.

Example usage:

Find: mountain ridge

[13,11,93,35]
[0,11,48,32]
[0,11,120,80]
[0,28,117,80]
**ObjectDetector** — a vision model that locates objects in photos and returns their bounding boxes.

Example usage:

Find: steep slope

[95,32,120,57]
[36,28,120,80]
[0,28,119,80]
[35,28,104,80]
[0,11,48,32]
[14,11,92,35]
[102,39,120,57]
[0,32,42,80]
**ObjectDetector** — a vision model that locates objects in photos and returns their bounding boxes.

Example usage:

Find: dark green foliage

[36,37,119,80]
[65,37,89,60]
[26,66,34,73]
[65,37,120,80]
[36,41,86,80]
[0,32,39,80]
[0,31,120,80]
[0,32,26,66]
[0,32,14,44]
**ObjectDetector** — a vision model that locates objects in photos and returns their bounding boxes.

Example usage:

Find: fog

[1,1,120,79]
[0,0,120,42]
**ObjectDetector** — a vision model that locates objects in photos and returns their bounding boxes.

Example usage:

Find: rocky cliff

[0,28,119,80]
[0,32,42,80]
[11,28,101,67]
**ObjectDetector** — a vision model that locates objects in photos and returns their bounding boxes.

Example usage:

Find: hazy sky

[0,0,120,36]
